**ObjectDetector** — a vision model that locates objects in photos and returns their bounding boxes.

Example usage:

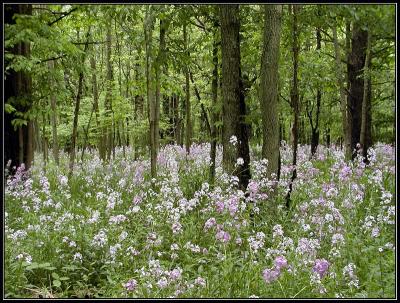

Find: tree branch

[36,54,66,64]
[48,7,77,26]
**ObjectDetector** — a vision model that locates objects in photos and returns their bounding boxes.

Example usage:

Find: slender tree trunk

[68,31,90,178]
[333,23,351,160]
[360,31,371,159]
[348,22,368,160]
[144,6,157,177]
[310,26,321,157]
[259,4,282,182]
[42,111,48,165]
[90,52,103,160]
[48,60,59,165]
[190,72,211,137]
[18,127,24,165]
[210,28,219,185]
[184,21,192,154]
[286,4,300,209]
[155,17,167,156]
[104,19,113,162]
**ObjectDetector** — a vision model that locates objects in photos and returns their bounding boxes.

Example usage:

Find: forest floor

[4,142,395,298]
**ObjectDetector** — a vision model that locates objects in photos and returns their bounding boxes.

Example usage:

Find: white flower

[229,135,238,146]
[73,252,83,262]
[236,157,244,166]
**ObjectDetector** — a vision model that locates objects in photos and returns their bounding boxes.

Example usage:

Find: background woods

[4,4,396,299]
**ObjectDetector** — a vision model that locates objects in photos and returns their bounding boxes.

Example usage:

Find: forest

[4,4,395,298]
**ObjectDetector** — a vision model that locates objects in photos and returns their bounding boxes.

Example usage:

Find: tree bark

[348,22,368,160]
[220,4,241,174]
[310,26,321,157]
[144,6,157,177]
[68,30,90,178]
[286,4,300,209]
[4,4,34,172]
[104,19,114,162]
[259,4,282,182]
[220,4,251,190]
[184,21,192,154]
[360,31,371,160]
[90,52,104,160]
[156,17,167,156]
[49,60,59,165]
[210,27,219,185]
[332,23,350,159]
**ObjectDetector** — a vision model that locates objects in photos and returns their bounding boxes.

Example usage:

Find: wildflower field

[4,142,396,298]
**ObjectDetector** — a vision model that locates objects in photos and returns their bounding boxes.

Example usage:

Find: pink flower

[123,279,138,291]
[216,230,231,243]
[216,201,225,213]
[274,256,288,270]
[262,268,280,283]
[204,217,216,230]
[313,259,330,278]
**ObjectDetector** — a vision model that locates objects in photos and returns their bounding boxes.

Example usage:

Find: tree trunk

[348,22,368,160]
[68,31,90,177]
[90,52,104,160]
[310,26,321,157]
[155,17,167,156]
[259,4,282,182]
[48,60,59,165]
[105,20,114,162]
[332,23,351,160]
[184,21,192,154]
[4,4,34,172]
[286,4,300,209]
[220,4,250,191]
[360,31,371,160]
[144,6,157,177]
[210,27,219,185]
[220,4,241,174]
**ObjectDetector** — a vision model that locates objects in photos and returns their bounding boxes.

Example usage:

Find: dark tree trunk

[184,21,192,154]
[68,31,90,177]
[259,4,282,183]
[310,26,321,157]
[210,27,219,185]
[286,4,300,209]
[220,5,251,191]
[4,4,34,172]
[348,22,368,160]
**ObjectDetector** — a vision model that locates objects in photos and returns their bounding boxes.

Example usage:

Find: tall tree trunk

[144,6,157,177]
[286,4,300,209]
[4,4,34,172]
[210,27,219,185]
[332,23,350,159]
[155,17,167,156]
[42,110,48,165]
[220,5,250,191]
[103,18,114,162]
[310,26,321,157]
[68,31,90,178]
[360,31,371,160]
[190,72,211,137]
[348,22,368,160]
[49,60,59,165]
[90,52,104,160]
[259,4,282,183]
[184,21,192,154]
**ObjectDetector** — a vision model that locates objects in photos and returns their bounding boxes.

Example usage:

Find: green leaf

[5,103,16,114]
[53,280,61,288]
[51,272,60,280]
